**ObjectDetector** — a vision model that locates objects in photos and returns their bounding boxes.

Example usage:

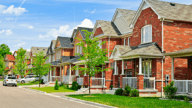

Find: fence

[52,76,61,82]
[144,77,155,90]
[77,77,84,85]
[92,78,105,86]
[122,77,137,89]
[174,80,192,94]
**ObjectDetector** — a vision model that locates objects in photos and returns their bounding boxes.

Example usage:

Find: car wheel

[21,80,25,84]
[15,85,17,87]
[3,83,4,86]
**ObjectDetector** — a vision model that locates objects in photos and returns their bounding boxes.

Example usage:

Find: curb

[20,87,116,108]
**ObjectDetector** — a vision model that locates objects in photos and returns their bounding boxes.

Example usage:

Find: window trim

[124,38,126,46]
[128,37,130,46]
[141,25,152,44]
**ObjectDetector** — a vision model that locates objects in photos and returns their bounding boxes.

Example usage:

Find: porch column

[60,65,61,82]
[139,57,142,74]
[171,58,174,81]
[84,65,87,76]
[115,60,117,75]
[69,64,72,84]
[50,68,52,82]
[121,60,124,75]
[76,65,79,76]
[63,65,65,76]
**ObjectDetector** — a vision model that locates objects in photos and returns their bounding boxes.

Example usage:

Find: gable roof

[131,0,192,28]
[92,20,121,37]
[31,47,48,56]
[47,40,56,55]
[56,36,73,48]
[5,54,15,61]
[165,47,192,57]
[78,27,93,39]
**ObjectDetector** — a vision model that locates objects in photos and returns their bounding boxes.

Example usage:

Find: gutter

[108,36,111,59]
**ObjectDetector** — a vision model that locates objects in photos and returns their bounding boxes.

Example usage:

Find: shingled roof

[57,36,74,48]
[31,47,48,56]
[47,40,56,55]
[117,8,136,25]
[5,54,15,61]
[78,27,93,39]
[95,20,121,36]
[146,0,192,22]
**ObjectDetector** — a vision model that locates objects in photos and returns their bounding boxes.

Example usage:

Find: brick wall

[73,31,83,56]
[131,7,162,48]
[94,27,103,37]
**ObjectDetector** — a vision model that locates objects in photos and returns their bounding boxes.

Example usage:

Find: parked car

[18,76,43,83]
[3,75,17,86]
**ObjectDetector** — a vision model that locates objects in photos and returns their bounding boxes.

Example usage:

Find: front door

[124,69,132,77]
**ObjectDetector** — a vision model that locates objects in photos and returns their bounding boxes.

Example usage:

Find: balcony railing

[77,77,84,85]
[63,75,76,84]
[91,78,105,86]
[52,76,61,82]
[144,77,155,90]
[174,80,192,94]
[122,77,137,89]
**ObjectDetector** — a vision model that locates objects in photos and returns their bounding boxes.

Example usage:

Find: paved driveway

[0,81,98,108]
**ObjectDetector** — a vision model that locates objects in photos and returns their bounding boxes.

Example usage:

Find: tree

[72,30,109,96]
[0,57,6,76]
[32,51,51,88]
[13,48,28,78]
[0,44,12,76]
[0,44,12,58]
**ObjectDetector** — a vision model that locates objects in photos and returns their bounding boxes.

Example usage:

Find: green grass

[0,79,3,81]
[30,86,76,93]
[67,94,192,108]
[17,83,37,86]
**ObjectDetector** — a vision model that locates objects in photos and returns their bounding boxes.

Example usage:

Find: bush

[40,79,44,84]
[114,88,123,95]
[59,82,64,87]
[122,90,128,96]
[124,85,131,96]
[54,79,59,90]
[163,81,177,99]
[66,84,69,88]
[130,89,139,97]
[72,81,79,91]
[110,85,113,90]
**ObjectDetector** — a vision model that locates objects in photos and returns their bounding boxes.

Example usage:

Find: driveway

[0,81,98,108]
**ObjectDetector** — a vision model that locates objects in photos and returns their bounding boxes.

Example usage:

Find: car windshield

[8,77,16,79]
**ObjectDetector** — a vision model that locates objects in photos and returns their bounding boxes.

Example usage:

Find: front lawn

[30,86,76,93]
[67,94,192,108]
[17,83,37,86]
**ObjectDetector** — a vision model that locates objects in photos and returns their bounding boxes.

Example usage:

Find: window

[128,37,130,46]
[56,50,61,59]
[142,60,152,77]
[141,25,152,43]
[49,55,51,62]
[80,46,82,54]
[98,40,102,49]
[76,45,83,55]
[6,62,8,67]
[52,54,55,61]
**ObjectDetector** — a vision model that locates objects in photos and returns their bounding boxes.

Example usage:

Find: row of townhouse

[4,47,48,78]
[5,0,192,96]
[45,0,192,96]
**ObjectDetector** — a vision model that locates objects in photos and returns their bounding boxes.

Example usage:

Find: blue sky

[0,0,191,53]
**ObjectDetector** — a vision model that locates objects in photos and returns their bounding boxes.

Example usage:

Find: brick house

[4,54,15,74]
[109,0,192,97]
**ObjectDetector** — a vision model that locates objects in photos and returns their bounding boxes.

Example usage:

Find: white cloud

[84,9,96,14]
[76,18,94,28]
[5,17,14,21]
[1,5,28,16]
[26,49,30,52]
[14,42,26,47]
[18,24,34,29]
[5,29,13,36]
[0,29,13,36]
[39,18,94,39]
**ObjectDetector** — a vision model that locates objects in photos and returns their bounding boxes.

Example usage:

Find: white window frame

[141,25,152,44]
[98,40,102,49]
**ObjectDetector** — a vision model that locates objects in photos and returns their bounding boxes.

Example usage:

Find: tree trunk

[39,75,40,88]
[89,75,91,96]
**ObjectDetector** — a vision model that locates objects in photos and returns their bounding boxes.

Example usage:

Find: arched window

[141,25,152,43]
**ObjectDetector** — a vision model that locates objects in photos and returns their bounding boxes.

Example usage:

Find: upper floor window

[76,44,83,55]
[52,54,55,61]
[97,40,102,49]
[124,38,126,46]
[49,55,51,62]
[56,50,61,59]
[141,25,152,44]
[6,62,8,67]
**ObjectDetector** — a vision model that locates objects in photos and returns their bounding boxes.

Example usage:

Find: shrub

[54,79,59,90]
[130,89,139,97]
[124,85,131,96]
[40,79,44,84]
[122,90,128,96]
[110,85,113,90]
[59,82,64,87]
[66,84,69,88]
[72,81,79,91]
[114,88,123,95]
[163,81,177,99]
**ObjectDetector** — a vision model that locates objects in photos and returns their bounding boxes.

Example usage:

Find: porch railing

[174,80,192,94]
[52,76,61,82]
[63,75,76,84]
[92,78,105,86]
[77,77,84,85]
[144,77,155,90]
[122,77,137,89]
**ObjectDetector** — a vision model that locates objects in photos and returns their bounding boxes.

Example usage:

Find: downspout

[161,18,164,97]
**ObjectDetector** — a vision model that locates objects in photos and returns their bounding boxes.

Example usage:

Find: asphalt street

[0,81,98,108]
